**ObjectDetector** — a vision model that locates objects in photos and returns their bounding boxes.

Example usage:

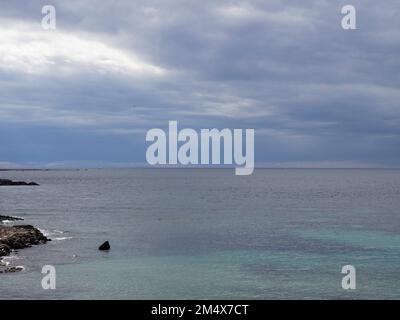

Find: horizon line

[2,166,400,171]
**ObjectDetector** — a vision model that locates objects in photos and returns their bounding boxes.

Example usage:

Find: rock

[0,215,24,222]
[0,244,11,256]
[99,241,110,251]
[0,225,49,257]
[0,179,39,186]
[4,266,24,273]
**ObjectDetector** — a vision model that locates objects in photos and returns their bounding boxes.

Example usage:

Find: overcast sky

[0,0,399,168]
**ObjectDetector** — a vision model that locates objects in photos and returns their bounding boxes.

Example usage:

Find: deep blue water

[1,169,400,299]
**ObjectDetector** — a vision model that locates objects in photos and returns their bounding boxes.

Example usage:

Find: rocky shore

[0,179,39,186]
[0,215,24,221]
[0,218,49,273]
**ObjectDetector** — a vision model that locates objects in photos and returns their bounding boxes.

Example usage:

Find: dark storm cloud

[0,0,399,166]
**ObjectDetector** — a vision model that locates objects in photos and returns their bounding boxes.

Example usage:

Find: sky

[0,0,399,168]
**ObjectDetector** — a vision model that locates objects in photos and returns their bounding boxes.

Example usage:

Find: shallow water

[0,169,400,299]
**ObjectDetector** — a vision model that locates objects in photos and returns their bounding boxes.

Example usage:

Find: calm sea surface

[1,169,400,299]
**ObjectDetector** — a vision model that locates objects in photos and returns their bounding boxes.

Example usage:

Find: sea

[0,168,400,299]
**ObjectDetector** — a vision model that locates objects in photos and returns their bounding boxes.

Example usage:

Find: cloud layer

[0,0,399,167]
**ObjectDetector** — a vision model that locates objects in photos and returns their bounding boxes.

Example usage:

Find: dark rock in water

[0,244,11,256]
[0,215,24,222]
[3,266,24,273]
[99,241,110,251]
[0,179,39,186]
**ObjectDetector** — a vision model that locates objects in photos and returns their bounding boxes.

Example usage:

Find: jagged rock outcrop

[0,179,39,186]
[0,215,24,222]
[0,225,49,257]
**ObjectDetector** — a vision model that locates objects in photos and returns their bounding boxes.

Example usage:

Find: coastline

[0,216,49,273]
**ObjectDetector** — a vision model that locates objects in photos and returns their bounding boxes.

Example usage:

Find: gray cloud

[0,0,399,166]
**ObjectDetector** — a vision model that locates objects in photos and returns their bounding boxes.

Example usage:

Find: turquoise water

[1,169,400,299]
